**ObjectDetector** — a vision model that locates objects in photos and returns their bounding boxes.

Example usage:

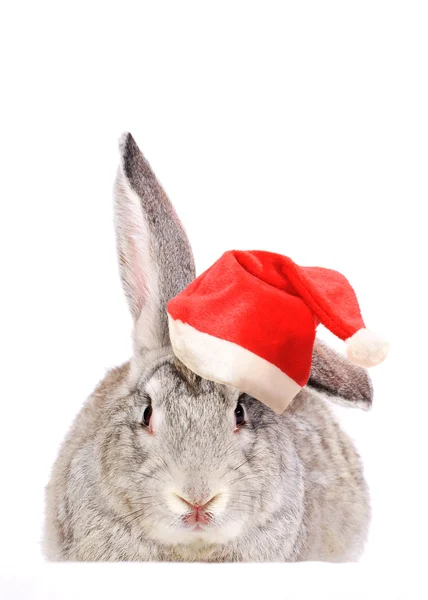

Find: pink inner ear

[127,237,147,319]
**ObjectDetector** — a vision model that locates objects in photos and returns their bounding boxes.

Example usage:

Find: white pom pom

[345,329,389,368]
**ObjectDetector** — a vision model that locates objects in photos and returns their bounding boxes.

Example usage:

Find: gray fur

[44,134,371,562]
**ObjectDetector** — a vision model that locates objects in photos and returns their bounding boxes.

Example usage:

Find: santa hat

[167,250,388,414]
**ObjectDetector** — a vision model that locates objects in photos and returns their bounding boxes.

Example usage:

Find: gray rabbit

[43,133,371,562]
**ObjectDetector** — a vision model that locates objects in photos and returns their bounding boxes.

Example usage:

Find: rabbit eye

[142,404,152,428]
[234,402,246,428]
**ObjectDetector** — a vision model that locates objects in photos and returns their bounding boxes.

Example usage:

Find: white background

[0,1,427,598]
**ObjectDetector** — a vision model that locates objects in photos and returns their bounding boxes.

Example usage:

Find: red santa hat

[167,250,388,414]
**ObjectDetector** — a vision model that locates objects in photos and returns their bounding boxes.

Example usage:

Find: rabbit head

[96,133,372,552]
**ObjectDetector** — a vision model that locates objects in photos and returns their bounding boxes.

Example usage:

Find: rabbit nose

[175,494,218,526]
[175,493,217,512]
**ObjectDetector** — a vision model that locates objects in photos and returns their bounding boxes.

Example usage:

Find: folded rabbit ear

[114,133,195,358]
[307,338,373,410]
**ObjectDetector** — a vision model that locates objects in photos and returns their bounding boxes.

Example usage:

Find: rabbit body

[44,134,371,562]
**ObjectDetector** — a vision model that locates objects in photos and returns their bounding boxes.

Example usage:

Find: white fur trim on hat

[167,314,302,414]
[345,328,389,368]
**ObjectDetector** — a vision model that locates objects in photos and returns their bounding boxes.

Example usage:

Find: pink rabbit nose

[176,494,217,526]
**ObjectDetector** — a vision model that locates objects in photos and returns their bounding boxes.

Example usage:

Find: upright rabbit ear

[307,338,373,410]
[114,133,196,364]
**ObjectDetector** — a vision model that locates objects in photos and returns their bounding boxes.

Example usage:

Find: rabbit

[43,133,372,562]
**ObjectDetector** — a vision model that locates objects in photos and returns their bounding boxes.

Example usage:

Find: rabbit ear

[307,338,373,410]
[114,133,196,356]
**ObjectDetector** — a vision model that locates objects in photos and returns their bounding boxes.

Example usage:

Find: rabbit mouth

[148,514,244,547]
[181,511,215,530]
